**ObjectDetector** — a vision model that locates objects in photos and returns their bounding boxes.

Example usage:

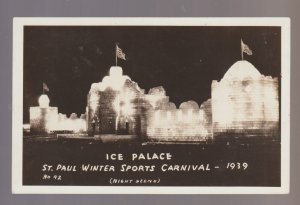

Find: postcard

[12,17,290,194]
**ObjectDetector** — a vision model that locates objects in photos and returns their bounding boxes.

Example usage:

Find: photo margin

[12,17,291,194]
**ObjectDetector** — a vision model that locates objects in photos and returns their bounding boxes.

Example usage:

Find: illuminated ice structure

[146,99,212,142]
[29,61,279,141]
[29,95,59,134]
[87,66,148,137]
[29,94,86,135]
[211,60,279,138]
[86,66,212,142]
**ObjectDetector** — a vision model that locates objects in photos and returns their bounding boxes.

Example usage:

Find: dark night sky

[23,26,281,122]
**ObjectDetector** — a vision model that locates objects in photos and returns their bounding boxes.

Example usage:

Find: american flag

[241,39,253,55]
[116,45,126,60]
[43,82,50,92]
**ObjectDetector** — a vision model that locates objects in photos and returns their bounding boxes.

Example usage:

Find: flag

[241,39,253,55]
[43,82,50,92]
[116,45,126,60]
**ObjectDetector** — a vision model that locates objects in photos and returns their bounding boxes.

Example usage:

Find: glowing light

[187,109,193,121]
[89,93,99,111]
[222,60,261,82]
[46,113,59,132]
[167,111,171,121]
[122,102,134,116]
[212,60,279,132]
[147,108,212,140]
[30,107,41,119]
[201,128,209,136]
[38,94,50,108]
[99,67,130,91]
[244,84,252,93]
[118,90,135,116]
[155,111,160,122]
[57,118,87,133]
[89,67,131,93]
[199,110,204,121]
[23,124,30,130]
[177,110,182,121]
[113,96,121,113]
[74,119,87,132]
[23,124,30,129]
[146,94,164,108]
[109,66,123,77]
[98,82,105,91]
[90,93,98,102]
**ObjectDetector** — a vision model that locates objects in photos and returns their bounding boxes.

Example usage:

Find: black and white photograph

[12,18,290,194]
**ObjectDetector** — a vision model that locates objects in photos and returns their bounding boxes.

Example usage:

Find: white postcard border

[12,17,290,194]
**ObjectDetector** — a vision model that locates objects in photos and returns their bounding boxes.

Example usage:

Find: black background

[23,26,281,122]
[23,25,281,187]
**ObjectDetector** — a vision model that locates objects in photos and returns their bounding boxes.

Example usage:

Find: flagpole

[115,44,118,66]
[242,48,244,61]
[241,39,244,61]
